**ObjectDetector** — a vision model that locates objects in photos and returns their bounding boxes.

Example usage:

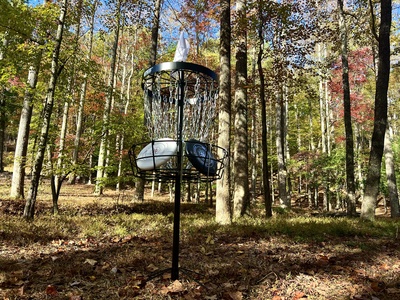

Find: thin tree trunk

[257,1,272,217]
[276,91,289,208]
[70,0,97,184]
[53,98,69,213]
[250,48,257,204]
[233,0,249,219]
[384,125,399,217]
[134,0,162,201]
[95,0,121,195]
[308,97,315,151]
[361,0,391,221]
[150,0,162,66]
[216,0,232,225]
[338,0,356,216]
[0,34,8,173]
[318,46,327,154]
[23,0,68,220]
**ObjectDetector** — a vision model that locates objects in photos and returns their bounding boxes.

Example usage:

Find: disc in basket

[185,139,217,176]
[136,138,177,170]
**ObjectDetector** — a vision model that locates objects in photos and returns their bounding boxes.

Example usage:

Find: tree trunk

[338,0,357,216]
[233,0,249,219]
[95,0,121,195]
[10,52,42,199]
[0,89,6,172]
[250,48,258,204]
[384,125,399,217]
[216,0,232,225]
[150,0,162,66]
[23,0,68,220]
[257,2,272,217]
[0,34,8,173]
[52,97,69,211]
[276,91,289,208]
[70,0,97,184]
[361,0,391,221]
[257,39,272,218]
[133,0,162,201]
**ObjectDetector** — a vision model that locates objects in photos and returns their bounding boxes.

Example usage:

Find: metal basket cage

[128,139,228,183]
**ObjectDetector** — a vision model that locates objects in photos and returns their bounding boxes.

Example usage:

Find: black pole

[171,69,185,280]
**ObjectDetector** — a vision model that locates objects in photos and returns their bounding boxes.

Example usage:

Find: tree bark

[338,0,357,216]
[70,0,97,184]
[133,0,162,201]
[361,0,391,221]
[95,0,121,195]
[384,125,399,217]
[276,91,289,208]
[10,51,42,199]
[150,0,162,66]
[233,0,249,219]
[216,0,232,225]
[257,1,272,217]
[23,0,68,220]
[0,34,8,173]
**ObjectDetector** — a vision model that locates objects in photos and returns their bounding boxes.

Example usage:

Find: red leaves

[329,47,375,128]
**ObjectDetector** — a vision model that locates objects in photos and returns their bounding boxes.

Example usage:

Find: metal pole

[171,69,185,280]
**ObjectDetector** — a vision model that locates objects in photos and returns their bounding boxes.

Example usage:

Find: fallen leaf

[146,263,158,272]
[223,291,243,300]
[84,258,97,266]
[387,287,400,294]
[169,280,184,293]
[206,234,214,244]
[293,291,307,299]
[379,263,390,270]
[45,285,58,295]
[70,281,81,287]
[370,281,385,292]
[159,280,185,295]
[18,285,25,296]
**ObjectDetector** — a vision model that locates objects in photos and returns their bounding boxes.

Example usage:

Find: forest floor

[1,173,400,300]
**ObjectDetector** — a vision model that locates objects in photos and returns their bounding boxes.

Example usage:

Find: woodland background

[0,0,399,222]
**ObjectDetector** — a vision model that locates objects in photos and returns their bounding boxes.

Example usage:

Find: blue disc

[185,139,217,176]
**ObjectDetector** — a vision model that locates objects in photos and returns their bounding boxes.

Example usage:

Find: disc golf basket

[129,62,227,182]
[128,62,227,280]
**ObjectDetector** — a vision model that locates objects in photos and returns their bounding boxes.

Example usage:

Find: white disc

[136,138,177,170]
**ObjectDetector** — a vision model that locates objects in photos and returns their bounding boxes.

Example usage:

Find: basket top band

[143,62,218,81]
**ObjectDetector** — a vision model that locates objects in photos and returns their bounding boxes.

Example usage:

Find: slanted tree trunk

[23,0,68,220]
[384,125,399,217]
[361,0,391,221]
[233,0,249,219]
[338,0,357,216]
[95,0,121,195]
[10,51,42,199]
[216,0,232,225]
